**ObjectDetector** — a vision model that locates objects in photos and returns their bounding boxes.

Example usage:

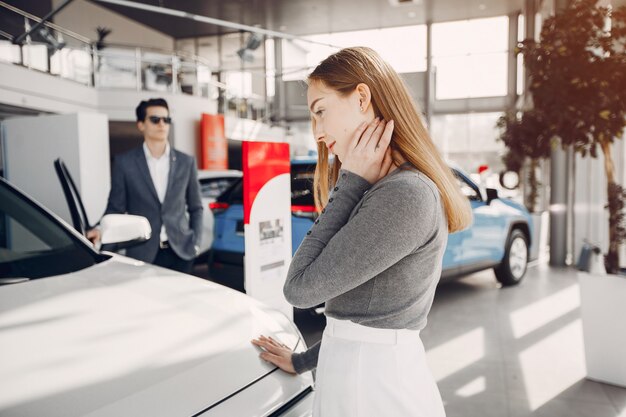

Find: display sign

[199,113,228,170]
[242,141,293,319]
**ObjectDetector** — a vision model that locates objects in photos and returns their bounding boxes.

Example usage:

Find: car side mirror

[101,214,151,249]
[486,188,499,205]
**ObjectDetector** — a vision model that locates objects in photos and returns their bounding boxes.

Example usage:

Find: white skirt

[312,317,446,417]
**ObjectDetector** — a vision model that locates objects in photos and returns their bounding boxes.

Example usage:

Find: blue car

[209,162,533,292]
[208,158,318,292]
[444,166,533,286]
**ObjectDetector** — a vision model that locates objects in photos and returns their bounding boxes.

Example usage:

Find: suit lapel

[134,147,160,203]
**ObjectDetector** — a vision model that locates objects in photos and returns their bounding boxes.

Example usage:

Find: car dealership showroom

[1,0,626,416]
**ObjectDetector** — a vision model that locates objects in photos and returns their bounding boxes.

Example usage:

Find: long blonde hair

[309,47,472,233]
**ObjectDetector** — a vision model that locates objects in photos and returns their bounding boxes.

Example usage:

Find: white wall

[52,0,174,51]
[0,62,98,114]
[2,113,110,226]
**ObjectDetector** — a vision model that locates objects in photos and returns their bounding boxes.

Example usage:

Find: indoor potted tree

[518,0,626,387]
[497,110,552,260]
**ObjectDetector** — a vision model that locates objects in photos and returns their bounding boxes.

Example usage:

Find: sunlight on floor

[426,327,485,382]
[509,284,580,339]
[454,376,486,398]
[518,319,586,411]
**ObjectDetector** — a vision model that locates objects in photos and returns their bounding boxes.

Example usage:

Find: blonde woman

[252,47,472,417]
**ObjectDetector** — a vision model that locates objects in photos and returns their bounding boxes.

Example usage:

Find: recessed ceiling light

[479,4,487,10]
[408,11,417,18]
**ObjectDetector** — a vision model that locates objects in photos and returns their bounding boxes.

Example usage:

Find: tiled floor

[421,262,626,417]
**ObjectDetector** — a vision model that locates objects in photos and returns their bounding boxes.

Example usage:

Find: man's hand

[251,335,297,374]
[86,228,101,246]
[341,118,395,184]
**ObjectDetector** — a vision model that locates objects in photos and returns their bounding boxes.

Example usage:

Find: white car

[197,170,242,258]
[0,177,313,417]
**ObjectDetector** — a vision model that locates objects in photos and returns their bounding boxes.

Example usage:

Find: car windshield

[453,171,482,201]
[199,177,240,200]
[290,163,315,207]
[0,181,101,281]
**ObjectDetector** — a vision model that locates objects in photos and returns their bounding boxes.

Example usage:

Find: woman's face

[307,81,373,162]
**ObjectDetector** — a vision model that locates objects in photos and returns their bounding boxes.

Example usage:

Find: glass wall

[281,24,427,81]
[431,16,509,100]
[430,112,505,175]
[276,15,515,169]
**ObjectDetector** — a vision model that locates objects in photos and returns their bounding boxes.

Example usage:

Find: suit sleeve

[104,155,127,215]
[283,169,439,309]
[186,157,204,248]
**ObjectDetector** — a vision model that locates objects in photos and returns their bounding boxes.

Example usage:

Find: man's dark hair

[136,98,169,122]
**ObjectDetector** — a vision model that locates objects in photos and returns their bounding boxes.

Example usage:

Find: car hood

[0,256,303,417]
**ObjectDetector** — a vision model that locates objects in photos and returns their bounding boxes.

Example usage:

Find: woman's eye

[315,109,324,116]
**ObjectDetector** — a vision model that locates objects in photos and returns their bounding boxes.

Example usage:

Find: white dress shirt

[143,142,170,243]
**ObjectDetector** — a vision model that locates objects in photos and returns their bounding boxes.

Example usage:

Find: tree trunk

[527,158,540,213]
[600,140,620,274]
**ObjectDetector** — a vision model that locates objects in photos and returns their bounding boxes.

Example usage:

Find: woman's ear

[355,83,372,113]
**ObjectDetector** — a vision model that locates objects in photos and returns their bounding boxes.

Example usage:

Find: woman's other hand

[251,335,297,374]
[341,118,395,184]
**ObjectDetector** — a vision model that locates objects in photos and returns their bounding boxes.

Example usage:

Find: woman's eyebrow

[309,97,324,112]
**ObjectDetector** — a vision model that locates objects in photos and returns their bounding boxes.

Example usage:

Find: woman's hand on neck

[381,151,407,178]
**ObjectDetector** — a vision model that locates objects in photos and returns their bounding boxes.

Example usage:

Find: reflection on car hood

[0,256,302,417]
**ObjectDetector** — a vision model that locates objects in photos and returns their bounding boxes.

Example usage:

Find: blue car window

[215,163,317,207]
[200,177,239,199]
[455,175,481,201]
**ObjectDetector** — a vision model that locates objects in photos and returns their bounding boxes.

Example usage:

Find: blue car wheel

[494,229,529,286]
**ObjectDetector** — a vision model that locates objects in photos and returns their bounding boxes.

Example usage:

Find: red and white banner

[242,141,292,319]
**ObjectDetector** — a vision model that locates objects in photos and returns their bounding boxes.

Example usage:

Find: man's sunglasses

[147,116,172,125]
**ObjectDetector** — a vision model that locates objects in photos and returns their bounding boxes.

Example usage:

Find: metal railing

[0,1,279,121]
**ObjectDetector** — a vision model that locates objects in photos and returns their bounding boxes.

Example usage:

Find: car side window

[455,175,482,201]
[200,178,239,199]
[0,184,98,280]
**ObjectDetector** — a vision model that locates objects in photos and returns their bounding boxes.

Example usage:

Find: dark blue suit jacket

[105,146,203,262]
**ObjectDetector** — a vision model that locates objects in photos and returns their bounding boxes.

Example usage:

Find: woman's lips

[328,142,336,152]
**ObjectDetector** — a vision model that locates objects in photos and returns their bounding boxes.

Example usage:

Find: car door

[454,171,506,268]
[442,172,480,273]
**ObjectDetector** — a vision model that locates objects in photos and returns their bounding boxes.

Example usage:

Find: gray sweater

[284,164,448,374]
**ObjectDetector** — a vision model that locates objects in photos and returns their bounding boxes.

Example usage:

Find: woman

[252,47,472,417]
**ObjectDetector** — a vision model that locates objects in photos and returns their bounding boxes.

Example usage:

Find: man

[89,98,203,274]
